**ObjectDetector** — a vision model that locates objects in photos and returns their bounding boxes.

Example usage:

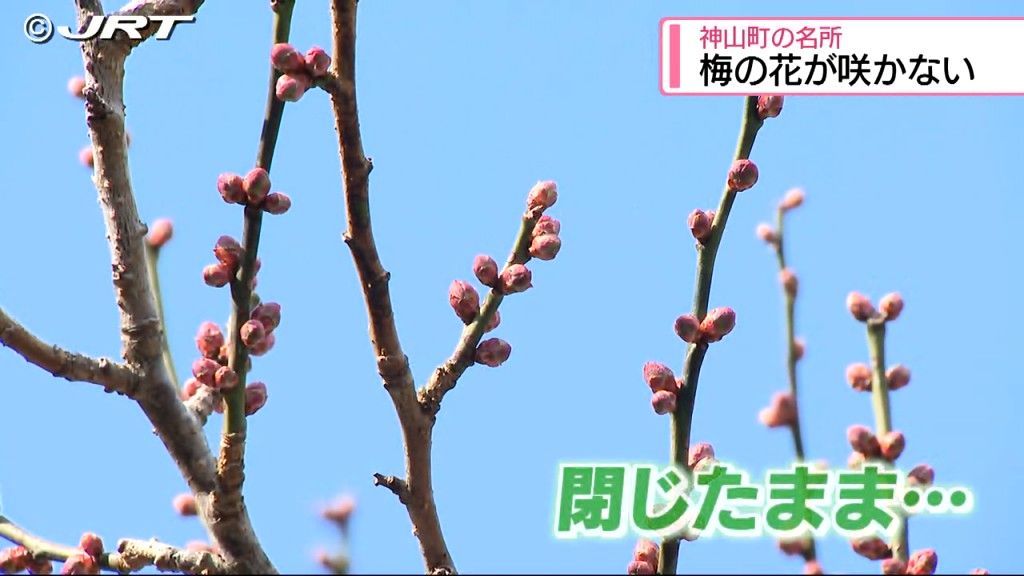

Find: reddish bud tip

[249,331,276,357]
[851,536,892,560]
[756,223,778,244]
[526,180,558,210]
[217,173,246,204]
[633,539,659,566]
[60,553,97,575]
[643,361,678,393]
[192,357,220,387]
[727,159,759,192]
[203,263,231,287]
[322,495,356,525]
[779,268,798,297]
[240,320,267,350]
[78,534,103,558]
[626,560,656,575]
[907,464,935,486]
[181,377,202,401]
[472,255,499,287]
[214,235,243,270]
[243,168,272,205]
[847,424,881,457]
[879,292,904,321]
[688,442,715,468]
[146,218,174,249]
[803,560,823,575]
[780,187,805,211]
[533,215,561,237]
[500,264,533,294]
[846,363,873,392]
[475,338,511,367]
[271,43,305,73]
[700,307,737,342]
[886,364,911,391]
[674,314,701,343]
[262,192,292,215]
[79,146,95,168]
[449,280,481,324]
[195,321,225,358]
[688,209,714,242]
[651,390,677,415]
[251,302,282,332]
[214,365,239,390]
[846,291,876,322]
[173,493,197,516]
[881,559,908,574]
[907,549,938,575]
[305,46,332,77]
[529,233,562,261]
[0,547,31,573]
[276,74,310,101]
[756,95,784,119]
[793,338,805,361]
[879,430,906,461]
[245,382,268,416]
[68,76,86,99]
[758,391,796,428]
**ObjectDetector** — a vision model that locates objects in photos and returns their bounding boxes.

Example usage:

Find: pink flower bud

[529,234,562,261]
[851,537,892,560]
[180,377,202,401]
[756,95,784,119]
[214,365,239,390]
[780,187,804,211]
[240,320,266,350]
[214,235,244,270]
[245,382,268,416]
[643,361,677,393]
[758,392,796,428]
[626,560,656,575]
[484,310,501,333]
[727,159,758,192]
[803,560,823,575]
[779,268,798,297]
[475,338,511,367]
[700,307,736,342]
[879,292,904,321]
[173,492,197,516]
[271,43,305,73]
[846,291,876,322]
[79,146,94,168]
[533,215,561,237]
[907,464,935,486]
[688,209,713,242]
[449,280,481,324]
[651,390,677,415]
[68,76,86,99]
[846,363,872,392]
[195,321,224,358]
[674,314,701,343]
[60,554,97,575]
[907,549,938,575]
[203,263,231,287]
[688,442,715,468]
[633,539,659,566]
[217,173,246,204]
[847,424,881,457]
[886,364,911,390]
[249,331,276,356]
[78,533,103,558]
[0,547,31,573]
[499,264,532,294]
[146,218,174,249]
[793,338,805,361]
[472,255,499,287]
[243,167,272,205]
[881,559,908,574]
[322,495,357,526]
[526,180,558,210]
[251,302,282,332]
[305,46,331,77]
[192,358,220,386]
[879,430,906,461]
[262,192,292,215]
[847,451,865,470]
[756,223,778,244]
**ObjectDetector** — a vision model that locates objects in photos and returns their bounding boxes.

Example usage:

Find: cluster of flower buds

[217,167,292,215]
[758,391,796,428]
[846,291,904,323]
[271,43,332,102]
[846,424,905,463]
[627,539,659,574]
[757,95,784,120]
[145,218,174,250]
[673,306,737,345]
[878,548,940,575]
[203,236,255,289]
[57,533,105,575]
[69,76,134,170]
[845,362,911,393]
[643,361,684,416]
[0,546,53,574]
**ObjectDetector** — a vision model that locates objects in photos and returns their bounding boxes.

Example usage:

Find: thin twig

[145,243,180,391]
[658,97,764,575]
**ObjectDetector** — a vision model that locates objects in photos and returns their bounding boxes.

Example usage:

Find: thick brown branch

[0,307,139,395]
[327,1,454,573]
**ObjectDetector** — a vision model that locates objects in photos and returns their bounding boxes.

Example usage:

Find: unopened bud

[727,159,758,192]
[203,263,231,287]
[882,559,908,574]
[851,537,892,560]
[626,560,655,575]
[688,209,713,242]
[700,307,736,342]
[180,377,202,401]
[533,215,561,237]
[780,187,804,211]
[803,560,823,575]
[906,464,935,486]
[779,268,798,297]
[449,280,481,324]
[907,549,938,575]
[214,235,244,270]
[526,180,558,210]
[322,495,356,526]
[217,173,246,204]
[756,223,778,244]
[472,255,499,287]
[756,95,784,119]
[195,322,224,358]
[262,192,292,215]
[499,264,532,294]
[146,218,174,249]
[674,314,701,343]
[529,233,562,261]
[78,533,103,558]
[643,361,678,393]
[271,43,306,73]
[249,332,276,357]
[243,167,272,205]
[688,442,715,468]
[245,382,268,416]
[846,291,876,322]
[305,46,332,77]
[879,430,906,461]
[651,390,677,415]
[192,357,220,387]
[240,320,266,350]
[251,302,282,332]
[0,547,31,573]
[60,554,97,575]
[758,392,796,428]
[475,338,511,367]
[793,338,805,361]
[172,493,197,516]
[846,363,873,392]
[879,292,904,321]
[79,146,95,168]
[886,364,911,390]
[214,366,239,390]
[633,539,659,566]
[969,569,990,574]
[68,76,86,99]
[847,424,881,457]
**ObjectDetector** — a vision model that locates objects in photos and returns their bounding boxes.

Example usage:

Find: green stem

[144,244,180,391]
[659,96,764,575]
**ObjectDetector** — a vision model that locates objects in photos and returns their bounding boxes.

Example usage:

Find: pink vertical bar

[669,23,681,90]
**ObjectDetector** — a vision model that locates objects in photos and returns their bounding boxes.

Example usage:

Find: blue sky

[2,0,1021,574]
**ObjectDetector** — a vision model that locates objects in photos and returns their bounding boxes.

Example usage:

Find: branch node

[372,473,410,503]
